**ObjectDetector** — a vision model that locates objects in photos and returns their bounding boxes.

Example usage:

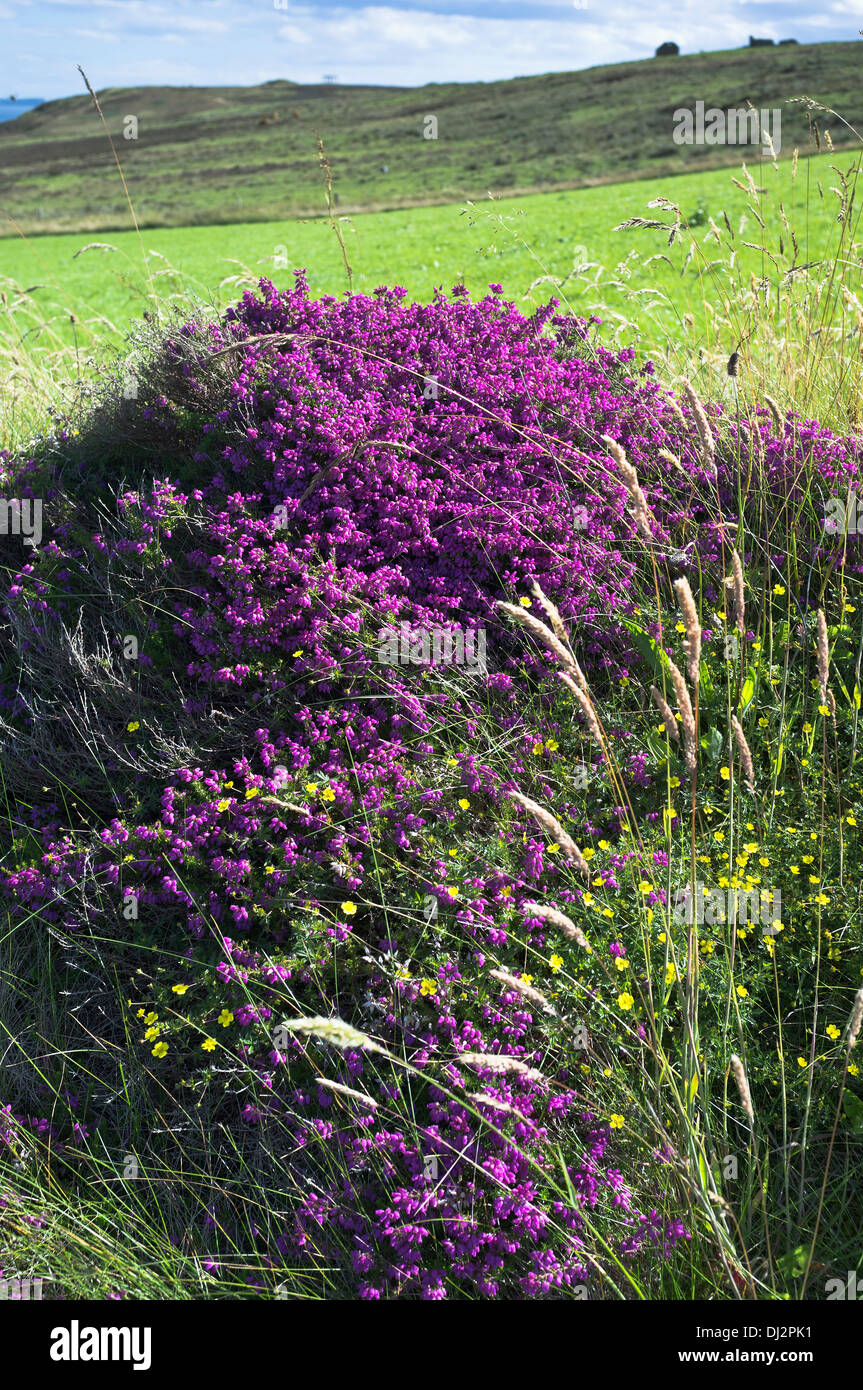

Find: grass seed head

[730,714,755,791]
[603,433,654,540]
[673,576,701,686]
[816,609,829,700]
[650,684,680,743]
[281,1016,380,1052]
[497,601,580,676]
[510,791,590,876]
[489,967,553,1014]
[680,378,717,480]
[730,550,745,634]
[849,988,863,1049]
[730,1053,755,1123]
[521,901,589,948]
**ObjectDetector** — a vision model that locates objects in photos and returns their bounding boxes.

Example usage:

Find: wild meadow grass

[2,142,862,449]
[1,106,862,1301]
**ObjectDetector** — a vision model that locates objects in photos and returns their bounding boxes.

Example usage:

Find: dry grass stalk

[528,579,589,689]
[650,684,680,743]
[474,1095,539,1123]
[680,378,717,480]
[510,791,590,876]
[663,394,688,429]
[529,579,569,647]
[521,901,589,948]
[730,1053,755,1123]
[674,576,702,686]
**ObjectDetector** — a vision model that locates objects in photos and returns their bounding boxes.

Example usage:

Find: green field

[0,41,859,238]
[2,150,860,363]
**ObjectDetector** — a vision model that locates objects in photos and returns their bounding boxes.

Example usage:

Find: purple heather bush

[0,276,860,1297]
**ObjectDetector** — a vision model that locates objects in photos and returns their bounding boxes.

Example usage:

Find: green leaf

[645,732,670,763]
[739,673,755,711]
[698,658,714,702]
[842,1091,863,1135]
[620,618,672,684]
[703,725,724,764]
[776,1246,810,1281]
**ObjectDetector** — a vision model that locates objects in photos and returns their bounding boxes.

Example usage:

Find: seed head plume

[849,987,863,1049]
[317,1078,378,1108]
[497,601,580,677]
[457,1052,544,1081]
[558,670,604,746]
[529,579,569,646]
[510,791,590,877]
[658,447,687,477]
[474,1095,538,1124]
[730,714,755,792]
[528,579,588,688]
[730,550,745,634]
[650,684,680,743]
[674,576,702,686]
[680,378,717,480]
[816,609,829,701]
[280,1016,381,1053]
[521,901,590,949]
[764,394,784,435]
[730,1054,755,1123]
[489,968,553,1014]
[602,434,654,541]
[669,659,697,774]
[664,394,688,429]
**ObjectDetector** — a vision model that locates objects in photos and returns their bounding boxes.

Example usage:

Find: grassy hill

[0,40,859,237]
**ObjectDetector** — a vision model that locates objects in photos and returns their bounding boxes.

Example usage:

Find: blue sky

[3,0,862,99]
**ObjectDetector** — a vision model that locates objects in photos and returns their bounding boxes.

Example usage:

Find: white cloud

[277,23,313,43]
[8,1,863,99]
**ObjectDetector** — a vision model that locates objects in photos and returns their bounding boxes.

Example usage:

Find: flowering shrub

[1,277,861,1298]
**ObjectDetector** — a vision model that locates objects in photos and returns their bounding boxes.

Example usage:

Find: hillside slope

[0,41,858,235]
